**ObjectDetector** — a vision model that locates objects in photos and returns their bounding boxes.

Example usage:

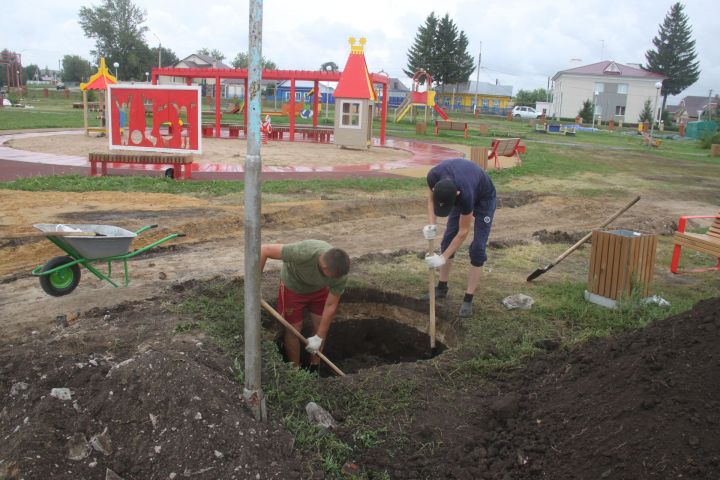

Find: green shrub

[699,131,720,149]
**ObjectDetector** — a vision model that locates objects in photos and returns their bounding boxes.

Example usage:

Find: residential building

[668,95,719,124]
[551,60,665,123]
[435,81,513,115]
[376,77,410,108]
[171,53,238,97]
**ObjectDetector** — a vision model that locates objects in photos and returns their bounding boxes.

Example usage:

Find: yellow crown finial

[350,36,365,54]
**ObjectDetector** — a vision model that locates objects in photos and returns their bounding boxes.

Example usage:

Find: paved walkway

[0,130,463,181]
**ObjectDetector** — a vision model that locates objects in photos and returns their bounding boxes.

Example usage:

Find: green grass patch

[0,174,428,197]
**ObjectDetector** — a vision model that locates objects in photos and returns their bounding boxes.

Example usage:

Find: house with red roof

[333,37,377,149]
[551,60,665,124]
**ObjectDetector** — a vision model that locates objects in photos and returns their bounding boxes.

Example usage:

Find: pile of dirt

[356,296,720,479]
[0,298,306,480]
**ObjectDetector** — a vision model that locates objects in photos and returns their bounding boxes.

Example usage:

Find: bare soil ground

[1,137,719,479]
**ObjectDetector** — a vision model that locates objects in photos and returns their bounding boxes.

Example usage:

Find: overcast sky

[5,0,718,102]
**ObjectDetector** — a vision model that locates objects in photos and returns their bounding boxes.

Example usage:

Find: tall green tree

[78,0,153,80]
[644,2,700,111]
[62,55,93,83]
[404,13,474,90]
[404,12,439,83]
[230,52,277,70]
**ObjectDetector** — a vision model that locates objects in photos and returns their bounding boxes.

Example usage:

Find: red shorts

[277,282,329,325]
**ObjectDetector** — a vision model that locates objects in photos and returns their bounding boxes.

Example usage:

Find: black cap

[432,179,457,217]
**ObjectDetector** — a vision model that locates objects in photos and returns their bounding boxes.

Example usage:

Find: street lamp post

[324,65,332,123]
[113,62,119,80]
[592,91,599,129]
[648,81,662,146]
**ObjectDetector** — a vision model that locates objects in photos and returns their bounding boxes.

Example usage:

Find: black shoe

[421,286,448,301]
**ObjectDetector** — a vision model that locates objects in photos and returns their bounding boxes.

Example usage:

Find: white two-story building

[551,60,665,124]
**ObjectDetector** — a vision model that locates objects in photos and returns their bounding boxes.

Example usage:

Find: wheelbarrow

[31,224,184,296]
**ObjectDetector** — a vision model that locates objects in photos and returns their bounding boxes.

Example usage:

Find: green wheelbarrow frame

[31,224,184,296]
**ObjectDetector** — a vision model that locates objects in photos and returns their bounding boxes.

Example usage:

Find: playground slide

[395,102,413,123]
[433,103,449,120]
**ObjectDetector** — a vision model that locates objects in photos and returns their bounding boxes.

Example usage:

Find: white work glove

[305,335,323,355]
[423,224,437,240]
[425,253,446,269]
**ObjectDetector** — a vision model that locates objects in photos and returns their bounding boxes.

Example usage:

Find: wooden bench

[434,120,468,139]
[670,211,720,273]
[88,152,194,180]
[488,138,523,168]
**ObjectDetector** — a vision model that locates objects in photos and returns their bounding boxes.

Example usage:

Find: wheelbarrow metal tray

[33,224,137,259]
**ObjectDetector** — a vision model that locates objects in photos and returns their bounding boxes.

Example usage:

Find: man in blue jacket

[423,158,496,317]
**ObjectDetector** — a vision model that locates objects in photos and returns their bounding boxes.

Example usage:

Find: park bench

[670,210,720,273]
[434,120,468,139]
[88,152,194,180]
[488,137,523,168]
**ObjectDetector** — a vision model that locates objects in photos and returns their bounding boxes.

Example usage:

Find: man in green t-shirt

[261,240,350,371]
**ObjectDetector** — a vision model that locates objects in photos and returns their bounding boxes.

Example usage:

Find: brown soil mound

[358,296,720,479]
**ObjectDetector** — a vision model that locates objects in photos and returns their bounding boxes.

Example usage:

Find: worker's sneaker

[459,301,473,317]
[422,286,448,301]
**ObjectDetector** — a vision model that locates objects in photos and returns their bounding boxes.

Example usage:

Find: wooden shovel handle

[260,299,346,377]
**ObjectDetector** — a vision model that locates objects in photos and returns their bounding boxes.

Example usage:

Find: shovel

[260,299,346,377]
[428,237,436,354]
[526,195,640,282]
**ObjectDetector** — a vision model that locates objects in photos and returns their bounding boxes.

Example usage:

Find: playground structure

[79,58,117,136]
[394,70,449,123]
[150,66,390,146]
[0,51,23,93]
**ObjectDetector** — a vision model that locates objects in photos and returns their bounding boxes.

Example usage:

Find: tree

[404,12,474,90]
[230,52,277,70]
[197,48,226,61]
[78,0,153,80]
[578,99,594,123]
[149,45,178,68]
[62,55,93,83]
[644,2,700,111]
[22,64,40,83]
[514,88,550,107]
[404,12,439,82]
[638,99,654,124]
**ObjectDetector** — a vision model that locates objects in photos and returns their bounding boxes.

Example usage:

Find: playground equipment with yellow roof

[394,70,448,122]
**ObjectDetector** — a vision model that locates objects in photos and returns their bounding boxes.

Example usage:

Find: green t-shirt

[280,240,347,296]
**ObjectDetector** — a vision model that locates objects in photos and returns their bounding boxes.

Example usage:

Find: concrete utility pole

[473,42,482,114]
[243,0,267,422]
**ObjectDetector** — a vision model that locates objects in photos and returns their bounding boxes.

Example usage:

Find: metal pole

[473,42,481,114]
[243,0,266,422]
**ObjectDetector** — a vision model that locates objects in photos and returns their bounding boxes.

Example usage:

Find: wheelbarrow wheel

[39,256,81,296]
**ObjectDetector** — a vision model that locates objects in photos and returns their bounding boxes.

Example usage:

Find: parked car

[56,83,65,90]
[512,105,541,119]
